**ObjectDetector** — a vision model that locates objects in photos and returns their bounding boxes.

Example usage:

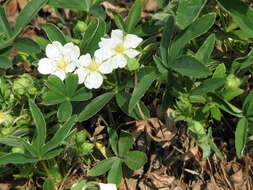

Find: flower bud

[225,74,241,90]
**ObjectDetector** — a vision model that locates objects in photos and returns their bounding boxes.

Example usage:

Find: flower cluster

[38,29,143,89]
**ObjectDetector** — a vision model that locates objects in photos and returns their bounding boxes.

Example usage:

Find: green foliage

[88,130,147,186]
[42,24,67,44]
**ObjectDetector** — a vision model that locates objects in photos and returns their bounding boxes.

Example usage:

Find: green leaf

[29,100,46,152]
[48,0,91,11]
[42,91,65,105]
[172,55,211,78]
[41,148,63,160]
[46,75,66,96]
[124,151,147,170]
[71,180,87,190]
[13,0,48,38]
[176,0,207,29]
[42,23,66,44]
[113,12,126,31]
[0,136,38,157]
[78,92,114,122]
[160,16,175,67]
[209,93,243,117]
[129,69,157,112]
[118,131,134,156]
[243,91,253,117]
[0,56,12,69]
[80,19,106,54]
[57,101,72,122]
[108,128,118,155]
[235,117,248,157]
[88,157,116,176]
[41,115,76,154]
[13,37,41,53]
[71,88,92,102]
[195,34,215,64]
[0,153,38,165]
[0,6,12,40]
[191,78,225,95]
[169,13,216,61]
[216,0,253,38]
[116,91,150,120]
[107,158,122,186]
[43,178,55,190]
[65,74,79,97]
[126,0,142,33]
[35,36,50,50]
[127,58,140,71]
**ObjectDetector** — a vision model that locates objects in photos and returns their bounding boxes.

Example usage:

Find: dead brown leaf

[5,0,19,25]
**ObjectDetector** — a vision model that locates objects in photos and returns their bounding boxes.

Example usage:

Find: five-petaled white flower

[75,53,113,89]
[96,29,143,69]
[38,41,80,80]
[99,183,117,190]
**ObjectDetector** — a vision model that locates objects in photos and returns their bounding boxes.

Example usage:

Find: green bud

[80,143,94,155]
[225,74,241,90]
[74,21,87,33]
[13,74,37,96]
[76,131,87,144]
[0,112,14,127]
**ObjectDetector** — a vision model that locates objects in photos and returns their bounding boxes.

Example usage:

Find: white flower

[38,41,80,80]
[75,53,113,89]
[96,29,143,69]
[98,183,117,190]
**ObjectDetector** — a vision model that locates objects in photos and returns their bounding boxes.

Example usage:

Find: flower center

[115,44,126,53]
[88,62,100,72]
[57,60,69,70]
[0,112,6,121]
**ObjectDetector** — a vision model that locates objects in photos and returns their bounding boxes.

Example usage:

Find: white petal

[111,29,124,40]
[75,68,89,84]
[77,54,92,68]
[124,49,140,58]
[63,42,80,62]
[65,63,76,73]
[112,54,127,69]
[94,48,114,63]
[52,71,66,81]
[98,183,117,190]
[124,34,143,48]
[45,41,63,60]
[84,72,103,89]
[99,37,122,49]
[38,58,54,74]
[99,60,114,74]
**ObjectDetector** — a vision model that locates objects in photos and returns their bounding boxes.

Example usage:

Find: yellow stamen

[115,44,126,53]
[0,112,6,121]
[88,62,100,72]
[57,60,69,70]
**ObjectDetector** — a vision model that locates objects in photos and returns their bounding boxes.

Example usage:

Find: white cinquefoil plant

[38,29,143,89]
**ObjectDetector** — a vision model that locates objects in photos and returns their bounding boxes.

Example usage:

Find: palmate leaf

[88,157,117,176]
[176,0,207,29]
[171,55,211,78]
[80,18,106,54]
[0,153,38,165]
[124,151,147,170]
[235,117,248,157]
[216,0,253,38]
[107,158,122,186]
[129,68,157,112]
[13,0,48,38]
[78,92,114,122]
[29,100,46,154]
[41,115,76,155]
[168,13,216,61]
[42,23,66,44]
[57,101,72,122]
[118,131,134,156]
[126,0,142,33]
